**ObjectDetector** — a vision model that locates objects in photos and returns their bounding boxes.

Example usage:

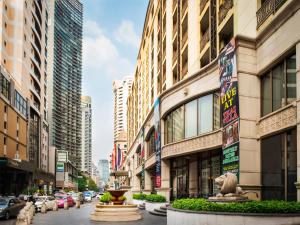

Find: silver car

[0,197,25,220]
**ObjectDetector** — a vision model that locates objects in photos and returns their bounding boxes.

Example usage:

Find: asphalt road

[0,201,166,225]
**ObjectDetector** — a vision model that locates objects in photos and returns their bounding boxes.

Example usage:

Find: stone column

[144,170,152,195]
[189,159,198,197]
[156,159,171,201]
[236,38,261,200]
[295,43,300,201]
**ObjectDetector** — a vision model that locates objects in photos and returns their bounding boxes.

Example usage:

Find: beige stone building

[0,0,54,193]
[126,0,300,202]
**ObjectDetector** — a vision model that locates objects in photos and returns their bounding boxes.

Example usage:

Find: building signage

[219,38,240,178]
[154,98,161,188]
[140,127,145,190]
[56,162,64,173]
[57,150,68,163]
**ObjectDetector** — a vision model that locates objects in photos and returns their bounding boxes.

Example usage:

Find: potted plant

[100,192,112,205]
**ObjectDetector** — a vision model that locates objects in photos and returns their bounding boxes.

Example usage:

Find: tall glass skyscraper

[48,0,83,169]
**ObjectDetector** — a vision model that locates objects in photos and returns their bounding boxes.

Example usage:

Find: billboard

[154,98,161,188]
[56,162,64,173]
[219,38,240,178]
[57,150,68,163]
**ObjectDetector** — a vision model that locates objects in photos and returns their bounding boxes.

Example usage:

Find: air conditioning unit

[3,146,7,156]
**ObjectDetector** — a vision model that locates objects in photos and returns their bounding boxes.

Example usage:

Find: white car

[35,196,56,212]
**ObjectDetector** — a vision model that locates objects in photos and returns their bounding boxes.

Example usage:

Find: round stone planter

[145,201,166,212]
[167,207,300,225]
[132,199,144,205]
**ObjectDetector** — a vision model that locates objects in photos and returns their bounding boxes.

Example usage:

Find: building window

[198,94,213,134]
[1,74,10,99]
[4,121,7,129]
[261,129,297,201]
[261,53,296,116]
[4,137,6,145]
[4,105,7,113]
[15,91,27,117]
[165,91,220,144]
[185,100,197,138]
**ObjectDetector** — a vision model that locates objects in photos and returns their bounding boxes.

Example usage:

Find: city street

[0,201,166,225]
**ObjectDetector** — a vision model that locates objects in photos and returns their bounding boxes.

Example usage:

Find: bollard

[16,208,29,225]
[76,200,80,209]
[64,200,69,210]
[53,201,58,211]
[41,201,47,214]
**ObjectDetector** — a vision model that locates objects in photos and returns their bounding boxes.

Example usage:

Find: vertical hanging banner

[140,127,145,190]
[154,98,161,188]
[219,38,240,178]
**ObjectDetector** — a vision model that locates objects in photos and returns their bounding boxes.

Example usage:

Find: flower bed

[167,198,300,225]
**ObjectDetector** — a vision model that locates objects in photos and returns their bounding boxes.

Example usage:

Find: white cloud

[114,20,140,48]
[82,20,135,163]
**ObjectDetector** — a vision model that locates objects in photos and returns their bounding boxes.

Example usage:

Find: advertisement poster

[154,98,161,188]
[140,128,145,190]
[219,38,240,178]
[56,162,64,173]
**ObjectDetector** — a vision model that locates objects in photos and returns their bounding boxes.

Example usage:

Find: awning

[0,157,34,172]
[110,170,128,177]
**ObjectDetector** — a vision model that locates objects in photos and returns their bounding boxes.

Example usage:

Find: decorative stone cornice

[161,130,222,159]
[257,103,297,138]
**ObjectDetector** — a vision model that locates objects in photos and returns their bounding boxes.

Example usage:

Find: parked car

[83,192,92,202]
[70,192,84,204]
[55,195,74,208]
[34,196,56,212]
[0,197,25,220]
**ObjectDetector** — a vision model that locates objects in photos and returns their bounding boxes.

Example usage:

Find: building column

[236,38,261,200]
[189,159,198,197]
[295,43,300,201]
[144,170,152,195]
[156,159,171,202]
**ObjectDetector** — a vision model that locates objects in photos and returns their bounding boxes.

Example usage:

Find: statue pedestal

[208,196,250,203]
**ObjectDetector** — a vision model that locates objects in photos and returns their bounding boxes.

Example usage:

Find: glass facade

[1,74,10,99]
[170,158,189,199]
[261,129,297,201]
[15,91,27,117]
[165,92,220,144]
[261,53,296,116]
[52,0,83,169]
[147,129,155,156]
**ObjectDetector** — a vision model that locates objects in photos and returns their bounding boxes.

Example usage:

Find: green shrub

[172,198,300,214]
[145,194,166,203]
[100,192,112,203]
[133,193,147,200]
[119,195,126,201]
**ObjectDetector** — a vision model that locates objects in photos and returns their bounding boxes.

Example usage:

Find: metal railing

[218,0,233,25]
[200,28,210,51]
[256,0,287,28]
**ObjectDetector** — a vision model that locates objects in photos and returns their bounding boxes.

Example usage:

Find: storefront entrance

[261,129,297,201]
[198,149,222,198]
[170,158,189,200]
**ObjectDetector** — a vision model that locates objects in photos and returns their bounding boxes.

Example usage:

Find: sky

[81,0,148,165]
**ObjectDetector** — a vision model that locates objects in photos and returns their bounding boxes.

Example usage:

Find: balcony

[200,0,209,13]
[218,0,233,25]
[181,31,188,47]
[200,28,210,51]
[181,63,188,77]
[256,0,287,28]
[182,0,188,16]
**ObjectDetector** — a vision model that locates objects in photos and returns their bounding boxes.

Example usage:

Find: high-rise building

[0,0,54,195]
[48,0,83,173]
[126,0,300,202]
[81,96,92,175]
[98,159,109,185]
[112,77,133,140]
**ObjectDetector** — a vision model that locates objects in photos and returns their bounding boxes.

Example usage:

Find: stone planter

[167,207,300,225]
[132,199,144,205]
[145,201,166,212]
